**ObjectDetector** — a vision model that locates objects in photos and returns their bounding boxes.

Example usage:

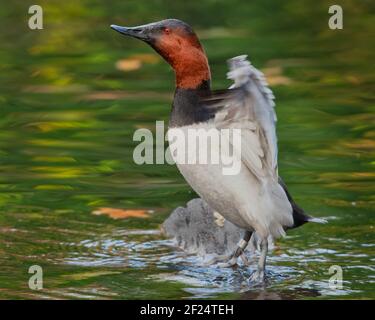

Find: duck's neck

[168,47,213,127]
[173,48,211,90]
[170,79,213,127]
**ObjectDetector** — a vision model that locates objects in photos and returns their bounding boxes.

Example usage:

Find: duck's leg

[249,237,268,283]
[216,230,252,267]
[233,230,252,262]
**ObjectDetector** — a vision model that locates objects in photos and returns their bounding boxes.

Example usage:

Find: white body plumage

[168,56,294,240]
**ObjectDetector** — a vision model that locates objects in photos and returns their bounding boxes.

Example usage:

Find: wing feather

[202,55,278,181]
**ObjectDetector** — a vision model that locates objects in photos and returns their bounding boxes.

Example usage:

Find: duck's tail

[307,216,328,224]
[278,177,327,229]
[291,199,327,227]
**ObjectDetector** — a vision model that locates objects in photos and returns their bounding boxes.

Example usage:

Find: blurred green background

[0,0,374,299]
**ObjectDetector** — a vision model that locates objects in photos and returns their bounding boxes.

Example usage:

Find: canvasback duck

[111,19,326,282]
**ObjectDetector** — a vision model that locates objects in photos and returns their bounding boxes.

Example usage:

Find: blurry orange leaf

[115,59,142,71]
[262,67,292,86]
[92,207,150,219]
[115,53,160,72]
[343,139,375,150]
[130,53,159,64]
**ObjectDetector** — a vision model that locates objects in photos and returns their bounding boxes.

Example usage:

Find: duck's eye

[163,27,171,35]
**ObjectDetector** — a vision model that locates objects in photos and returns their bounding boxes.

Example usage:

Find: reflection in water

[0,0,374,299]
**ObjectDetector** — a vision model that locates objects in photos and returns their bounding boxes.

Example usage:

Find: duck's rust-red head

[111,19,211,89]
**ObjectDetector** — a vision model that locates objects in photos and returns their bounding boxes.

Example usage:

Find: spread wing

[202,55,278,181]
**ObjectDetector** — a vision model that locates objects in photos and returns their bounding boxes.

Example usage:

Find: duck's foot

[217,248,250,268]
[203,250,249,267]
[249,270,266,284]
[217,233,252,267]
[249,237,268,285]
[203,230,252,267]
[203,235,252,267]
[203,253,232,266]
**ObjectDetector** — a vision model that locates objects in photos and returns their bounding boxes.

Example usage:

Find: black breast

[169,80,215,127]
